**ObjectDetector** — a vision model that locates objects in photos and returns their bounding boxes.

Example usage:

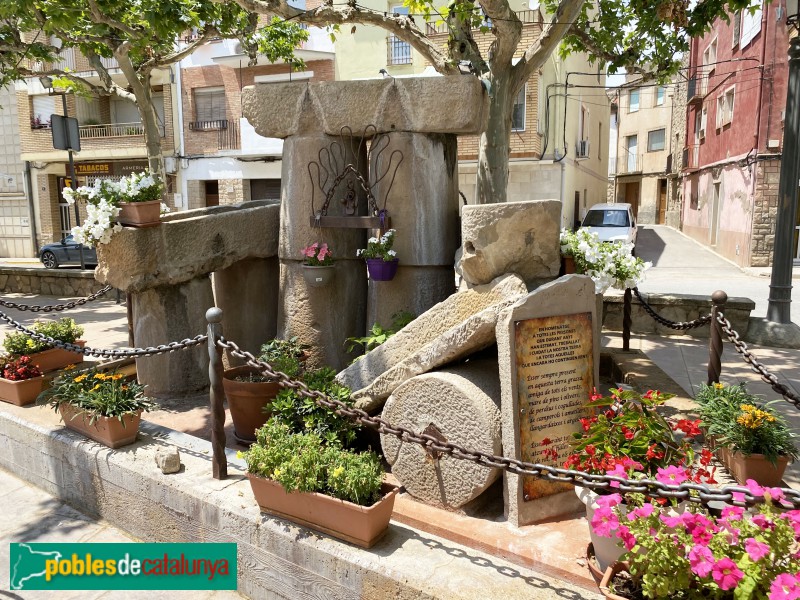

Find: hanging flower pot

[366,258,399,281]
[300,241,335,286]
[118,200,161,227]
[302,265,335,287]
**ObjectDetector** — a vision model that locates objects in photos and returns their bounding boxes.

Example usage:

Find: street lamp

[767,2,800,323]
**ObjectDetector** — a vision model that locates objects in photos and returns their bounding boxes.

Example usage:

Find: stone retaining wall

[0,267,105,297]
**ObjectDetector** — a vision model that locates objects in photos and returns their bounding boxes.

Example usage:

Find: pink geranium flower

[591,506,620,538]
[770,573,800,600]
[745,538,771,562]
[656,465,688,486]
[688,545,715,578]
[712,557,744,591]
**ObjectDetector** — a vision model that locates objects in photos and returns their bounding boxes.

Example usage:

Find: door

[205,180,219,207]
[657,179,667,224]
[626,135,638,173]
[573,191,581,229]
[711,181,721,246]
[624,181,640,218]
[57,176,73,238]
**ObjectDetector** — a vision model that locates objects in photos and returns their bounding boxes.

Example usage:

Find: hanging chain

[0,285,113,313]
[632,287,712,330]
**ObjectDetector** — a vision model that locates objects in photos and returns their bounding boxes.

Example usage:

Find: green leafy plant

[45,367,155,425]
[242,421,383,506]
[3,317,84,356]
[345,311,415,355]
[696,383,798,465]
[300,242,334,266]
[257,337,309,379]
[356,229,398,262]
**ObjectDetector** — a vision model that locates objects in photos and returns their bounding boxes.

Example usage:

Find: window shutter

[31,95,55,123]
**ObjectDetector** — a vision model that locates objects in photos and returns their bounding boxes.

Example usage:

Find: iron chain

[0,308,207,358]
[0,285,114,313]
[217,337,800,509]
[632,287,712,330]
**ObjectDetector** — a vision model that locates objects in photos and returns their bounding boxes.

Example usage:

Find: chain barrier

[0,285,114,313]
[632,287,712,330]
[717,311,800,407]
[0,308,206,358]
[216,336,800,509]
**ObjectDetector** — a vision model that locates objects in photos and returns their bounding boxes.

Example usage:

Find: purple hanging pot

[366,258,399,281]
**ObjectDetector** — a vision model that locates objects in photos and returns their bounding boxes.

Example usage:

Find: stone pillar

[213,257,279,367]
[367,132,459,329]
[277,134,368,370]
[132,276,215,399]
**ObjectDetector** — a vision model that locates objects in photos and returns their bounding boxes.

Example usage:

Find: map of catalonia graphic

[10,544,63,590]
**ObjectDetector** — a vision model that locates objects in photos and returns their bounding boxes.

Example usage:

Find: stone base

[366,266,455,332]
[502,486,585,525]
[744,318,800,349]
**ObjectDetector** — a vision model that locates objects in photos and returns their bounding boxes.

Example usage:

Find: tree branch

[17,66,110,96]
[478,0,522,68]
[561,23,653,80]
[144,26,220,69]
[86,0,141,38]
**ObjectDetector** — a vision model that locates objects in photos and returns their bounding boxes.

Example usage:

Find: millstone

[380,360,501,508]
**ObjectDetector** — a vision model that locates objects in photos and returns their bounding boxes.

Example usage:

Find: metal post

[767,37,800,323]
[207,307,228,480]
[623,288,632,350]
[61,93,85,270]
[707,290,727,385]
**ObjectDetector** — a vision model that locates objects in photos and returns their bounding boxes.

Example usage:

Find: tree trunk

[476,68,514,205]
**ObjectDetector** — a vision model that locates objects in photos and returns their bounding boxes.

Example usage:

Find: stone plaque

[515,313,594,501]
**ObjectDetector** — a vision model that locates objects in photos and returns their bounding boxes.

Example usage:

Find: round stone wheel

[380,360,502,508]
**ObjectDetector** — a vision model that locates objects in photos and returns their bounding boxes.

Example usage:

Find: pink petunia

[606,464,628,488]
[769,573,800,600]
[595,493,623,509]
[754,513,776,531]
[746,479,766,497]
[591,506,620,538]
[627,503,655,522]
[616,524,637,551]
[688,545,715,578]
[712,557,744,591]
[721,505,744,521]
[745,538,771,562]
[660,514,683,528]
[656,465,688,486]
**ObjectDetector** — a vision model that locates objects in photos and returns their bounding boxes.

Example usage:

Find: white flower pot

[577,487,626,572]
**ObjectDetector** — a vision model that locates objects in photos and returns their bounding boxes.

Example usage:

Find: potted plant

[564,387,715,572]
[46,367,155,449]
[222,338,308,444]
[595,484,800,599]
[0,355,44,406]
[300,241,335,287]
[357,229,399,281]
[696,382,798,487]
[3,317,85,372]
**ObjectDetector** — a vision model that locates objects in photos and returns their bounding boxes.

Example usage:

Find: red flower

[589,387,602,402]
[585,444,596,456]
[673,418,703,438]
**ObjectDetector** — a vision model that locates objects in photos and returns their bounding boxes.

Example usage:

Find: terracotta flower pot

[58,403,142,449]
[586,543,605,584]
[727,450,790,487]
[366,258,399,281]
[0,376,45,406]
[563,255,577,275]
[301,265,335,287]
[28,341,85,373]
[118,200,161,227]
[599,561,632,600]
[222,366,280,444]
[247,474,398,548]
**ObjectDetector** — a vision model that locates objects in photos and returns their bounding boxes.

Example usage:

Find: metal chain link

[632,287,713,330]
[0,285,114,312]
[717,311,800,407]
[0,308,206,358]
[217,336,800,509]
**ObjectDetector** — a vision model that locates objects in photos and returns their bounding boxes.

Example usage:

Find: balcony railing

[683,144,700,170]
[31,47,118,73]
[218,119,240,151]
[425,9,541,34]
[189,119,228,131]
[687,73,708,103]
[78,122,165,139]
[387,36,412,65]
[616,153,642,175]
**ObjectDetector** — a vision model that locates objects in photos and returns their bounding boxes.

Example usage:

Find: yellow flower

[740,404,756,413]
[91,384,101,391]
[111,374,123,381]
[26,339,35,348]
[714,383,725,390]
[63,364,76,371]
[94,373,106,380]
[236,450,244,459]
[331,466,345,478]
[272,468,282,478]
[73,374,87,383]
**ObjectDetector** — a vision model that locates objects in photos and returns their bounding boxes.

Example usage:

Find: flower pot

[586,543,605,584]
[301,265,335,287]
[222,366,280,444]
[599,561,632,600]
[563,255,576,275]
[727,450,790,487]
[0,376,45,406]
[58,403,142,449]
[247,474,398,548]
[118,200,161,227]
[28,341,85,373]
[366,258,399,281]
[577,487,627,572]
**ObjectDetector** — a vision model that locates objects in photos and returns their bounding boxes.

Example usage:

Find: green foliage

[45,367,155,425]
[696,382,798,464]
[345,311,415,355]
[243,421,384,506]
[269,366,357,447]
[255,17,309,71]
[357,229,398,261]
[3,317,84,356]
[258,337,309,379]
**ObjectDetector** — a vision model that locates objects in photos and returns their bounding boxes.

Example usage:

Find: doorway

[656,178,667,224]
[710,181,721,247]
[624,181,640,218]
[205,180,219,207]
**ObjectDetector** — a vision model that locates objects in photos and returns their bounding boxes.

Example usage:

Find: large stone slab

[242,77,488,138]
[338,274,528,412]
[96,202,280,293]
[497,275,599,526]
[381,360,502,508]
[458,200,562,286]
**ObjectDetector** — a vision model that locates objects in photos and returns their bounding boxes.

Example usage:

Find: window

[511,85,526,131]
[655,86,665,106]
[387,5,412,65]
[740,5,762,48]
[579,105,588,140]
[732,11,741,48]
[703,38,718,72]
[700,107,708,138]
[537,76,545,134]
[193,87,226,128]
[716,87,735,128]
[30,95,55,128]
[647,128,666,152]
[629,89,639,112]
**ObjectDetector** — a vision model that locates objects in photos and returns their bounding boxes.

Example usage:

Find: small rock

[155,448,181,474]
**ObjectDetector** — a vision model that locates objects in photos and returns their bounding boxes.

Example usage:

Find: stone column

[132,277,215,399]
[367,132,459,329]
[277,134,368,370]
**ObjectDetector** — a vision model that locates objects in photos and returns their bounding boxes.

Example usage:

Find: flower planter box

[247,474,398,548]
[301,265,335,287]
[29,341,85,373]
[118,200,161,227]
[0,376,45,406]
[222,366,280,444]
[58,403,142,449]
[727,450,790,487]
[366,258,399,281]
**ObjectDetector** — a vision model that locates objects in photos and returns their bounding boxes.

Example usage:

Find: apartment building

[16,46,176,247]
[611,76,675,225]
[333,0,610,229]
[681,1,793,267]
[176,20,335,208]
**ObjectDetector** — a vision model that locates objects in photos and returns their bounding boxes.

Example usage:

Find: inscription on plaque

[515,312,594,501]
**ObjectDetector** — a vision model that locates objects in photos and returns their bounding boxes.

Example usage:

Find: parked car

[39,235,97,269]
[579,203,638,248]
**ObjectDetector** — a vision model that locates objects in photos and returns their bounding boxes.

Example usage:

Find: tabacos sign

[9,542,237,590]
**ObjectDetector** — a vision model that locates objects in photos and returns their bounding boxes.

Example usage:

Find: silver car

[580,203,638,247]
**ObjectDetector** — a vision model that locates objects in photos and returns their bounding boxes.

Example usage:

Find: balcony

[189,119,228,131]
[217,120,240,151]
[425,9,541,34]
[30,47,119,75]
[687,73,708,104]
[79,122,164,139]
[616,153,642,175]
[682,144,700,171]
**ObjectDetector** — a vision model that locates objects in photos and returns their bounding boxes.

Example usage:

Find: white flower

[368,237,379,244]
[356,249,363,257]
[387,249,397,257]
[160,202,170,214]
